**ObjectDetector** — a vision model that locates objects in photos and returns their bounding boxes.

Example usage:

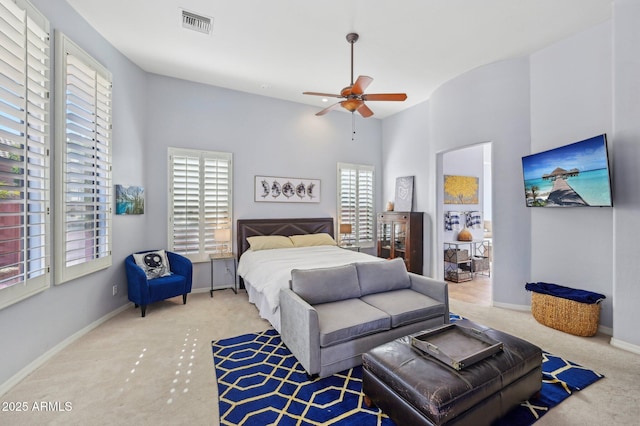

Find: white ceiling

[65,0,612,119]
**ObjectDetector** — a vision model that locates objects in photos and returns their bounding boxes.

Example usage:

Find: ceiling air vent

[181,10,213,35]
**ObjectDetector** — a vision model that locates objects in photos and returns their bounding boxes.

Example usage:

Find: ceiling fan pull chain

[352,112,356,141]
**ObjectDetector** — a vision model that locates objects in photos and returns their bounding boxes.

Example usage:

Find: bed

[236,217,384,331]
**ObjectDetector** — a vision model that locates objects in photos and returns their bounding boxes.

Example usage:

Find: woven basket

[530,292,601,337]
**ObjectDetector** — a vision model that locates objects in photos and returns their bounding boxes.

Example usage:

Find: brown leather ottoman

[362,319,542,426]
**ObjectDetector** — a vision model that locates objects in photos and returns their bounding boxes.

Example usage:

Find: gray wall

[143,73,382,288]
[382,101,432,274]
[4,0,640,395]
[442,144,486,243]
[529,21,613,329]
[612,0,640,349]
[0,0,382,389]
[383,58,532,307]
[381,10,640,345]
[0,0,148,386]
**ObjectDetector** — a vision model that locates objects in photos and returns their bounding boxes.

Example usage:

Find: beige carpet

[2,290,638,425]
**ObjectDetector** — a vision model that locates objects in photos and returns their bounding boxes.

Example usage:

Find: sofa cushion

[315,298,391,347]
[361,289,446,328]
[355,258,410,296]
[291,263,361,305]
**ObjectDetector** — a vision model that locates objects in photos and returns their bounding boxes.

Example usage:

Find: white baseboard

[0,303,131,397]
[492,302,613,336]
[610,337,640,355]
[492,301,530,311]
[598,325,613,336]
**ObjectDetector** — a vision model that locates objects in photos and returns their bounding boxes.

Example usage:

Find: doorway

[437,143,492,306]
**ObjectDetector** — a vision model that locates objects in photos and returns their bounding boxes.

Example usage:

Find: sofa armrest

[408,273,450,323]
[167,251,193,292]
[279,288,321,375]
[125,255,150,305]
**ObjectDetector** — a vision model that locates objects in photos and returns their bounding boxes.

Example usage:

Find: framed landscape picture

[116,185,145,215]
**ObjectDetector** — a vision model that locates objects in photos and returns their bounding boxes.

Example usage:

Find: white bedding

[238,245,383,318]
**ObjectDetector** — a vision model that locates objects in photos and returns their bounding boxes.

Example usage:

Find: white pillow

[289,233,337,247]
[246,235,295,251]
[133,250,171,280]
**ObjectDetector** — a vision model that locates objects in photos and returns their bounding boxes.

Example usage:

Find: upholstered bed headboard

[236,217,334,259]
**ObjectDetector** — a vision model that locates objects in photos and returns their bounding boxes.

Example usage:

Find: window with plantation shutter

[55,32,112,284]
[168,148,232,263]
[0,0,50,309]
[337,163,374,248]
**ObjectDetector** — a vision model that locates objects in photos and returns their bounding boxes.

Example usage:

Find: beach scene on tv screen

[522,135,612,207]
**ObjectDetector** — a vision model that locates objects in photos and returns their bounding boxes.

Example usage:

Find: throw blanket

[525,282,606,304]
[238,246,382,314]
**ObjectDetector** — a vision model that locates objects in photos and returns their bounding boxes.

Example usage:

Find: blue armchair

[125,250,193,317]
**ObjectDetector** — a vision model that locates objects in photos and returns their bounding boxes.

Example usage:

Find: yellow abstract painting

[444,175,479,204]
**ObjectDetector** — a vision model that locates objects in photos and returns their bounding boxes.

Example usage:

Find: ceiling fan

[303,33,407,118]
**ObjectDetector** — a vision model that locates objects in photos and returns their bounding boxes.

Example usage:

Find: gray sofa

[279,258,449,378]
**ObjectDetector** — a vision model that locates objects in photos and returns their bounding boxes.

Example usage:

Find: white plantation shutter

[55,32,112,284]
[0,0,50,309]
[170,154,199,255]
[337,163,374,247]
[169,148,232,262]
[357,167,374,242]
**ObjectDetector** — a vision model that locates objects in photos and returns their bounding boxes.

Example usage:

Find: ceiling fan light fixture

[302,32,406,118]
[342,99,362,112]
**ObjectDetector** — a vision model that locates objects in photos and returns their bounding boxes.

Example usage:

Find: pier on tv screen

[521,134,613,208]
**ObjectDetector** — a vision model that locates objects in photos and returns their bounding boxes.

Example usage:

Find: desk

[210,253,237,297]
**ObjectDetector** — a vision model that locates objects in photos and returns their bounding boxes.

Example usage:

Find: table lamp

[339,223,352,246]
[214,228,231,255]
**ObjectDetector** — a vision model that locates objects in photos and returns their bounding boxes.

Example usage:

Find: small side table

[210,252,237,297]
[340,244,361,252]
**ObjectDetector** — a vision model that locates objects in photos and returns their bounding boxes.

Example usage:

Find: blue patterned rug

[212,316,603,425]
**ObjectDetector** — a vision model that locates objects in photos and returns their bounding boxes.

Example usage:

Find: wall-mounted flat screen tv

[522,134,613,207]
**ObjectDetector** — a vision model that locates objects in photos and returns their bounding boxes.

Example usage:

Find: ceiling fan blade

[352,75,373,95]
[316,102,342,116]
[357,103,374,118]
[362,93,407,102]
[303,91,343,98]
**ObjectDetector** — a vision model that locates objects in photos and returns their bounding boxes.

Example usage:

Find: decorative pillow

[246,235,294,251]
[289,233,337,247]
[355,258,410,296]
[133,250,171,280]
[291,264,361,305]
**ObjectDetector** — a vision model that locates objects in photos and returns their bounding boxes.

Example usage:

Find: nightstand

[210,252,237,297]
[340,245,361,252]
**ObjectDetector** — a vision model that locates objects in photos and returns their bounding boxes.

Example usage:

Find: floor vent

[181,10,213,35]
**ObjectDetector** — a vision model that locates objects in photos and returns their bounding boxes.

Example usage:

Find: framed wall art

[255,175,320,203]
[394,176,414,211]
[444,175,479,204]
[115,184,145,215]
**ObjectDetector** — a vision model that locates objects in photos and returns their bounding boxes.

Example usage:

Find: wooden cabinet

[377,212,423,274]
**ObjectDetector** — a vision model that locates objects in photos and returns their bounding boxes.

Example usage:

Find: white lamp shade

[215,228,231,241]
